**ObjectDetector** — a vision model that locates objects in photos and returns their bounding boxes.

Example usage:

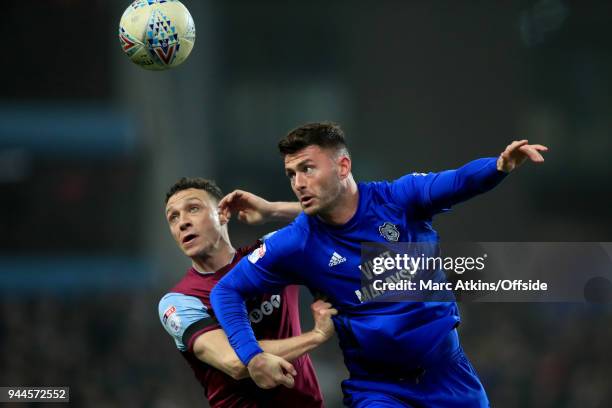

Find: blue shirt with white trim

[211,157,507,370]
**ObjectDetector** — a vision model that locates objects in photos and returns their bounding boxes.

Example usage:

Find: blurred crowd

[0,292,205,407]
[1,293,610,408]
[461,303,612,408]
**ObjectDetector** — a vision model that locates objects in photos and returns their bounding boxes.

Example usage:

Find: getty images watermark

[368,251,547,291]
[358,242,612,303]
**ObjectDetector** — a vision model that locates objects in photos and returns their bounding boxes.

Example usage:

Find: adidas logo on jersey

[328,251,347,267]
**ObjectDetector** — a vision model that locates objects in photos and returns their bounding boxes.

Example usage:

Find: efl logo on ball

[119,0,196,70]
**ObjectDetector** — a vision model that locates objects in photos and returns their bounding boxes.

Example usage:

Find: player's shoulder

[262,215,309,248]
[363,172,436,203]
[291,212,311,232]
[362,172,430,190]
[358,180,396,204]
[167,268,213,297]
[239,218,308,267]
[158,292,211,331]
[158,292,202,315]
[158,292,213,351]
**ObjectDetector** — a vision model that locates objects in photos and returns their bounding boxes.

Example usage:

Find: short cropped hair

[278,122,348,156]
[165,177,223,204]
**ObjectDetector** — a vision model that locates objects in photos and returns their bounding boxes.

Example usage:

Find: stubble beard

[308,183,343,219]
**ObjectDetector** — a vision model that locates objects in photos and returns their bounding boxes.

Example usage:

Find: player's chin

[301,203,320,216]
[182,247,195,258]
[182,244,204,258]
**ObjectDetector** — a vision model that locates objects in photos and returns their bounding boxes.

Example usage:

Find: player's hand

[496,140,548,173]
[247,352,297,389]
[218,190,272,225]
[311,299,338,343]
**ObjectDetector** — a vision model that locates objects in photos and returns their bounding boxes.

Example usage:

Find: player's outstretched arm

[191,300,337,381]
[393,140,549,215]
[218,189,301,225]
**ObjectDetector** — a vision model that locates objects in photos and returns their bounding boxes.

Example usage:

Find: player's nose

[294,172,307,190]
[179,215,192,231]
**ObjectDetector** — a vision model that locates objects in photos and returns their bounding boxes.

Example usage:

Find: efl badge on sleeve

[248,243,267,264]
[163,305,182,335]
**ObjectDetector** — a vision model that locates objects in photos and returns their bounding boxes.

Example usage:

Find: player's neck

[191,242,236,274]
[318,177,359,226]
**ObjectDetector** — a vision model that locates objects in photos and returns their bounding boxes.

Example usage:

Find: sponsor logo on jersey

[261,301,274,316]
[379,222,400,242]
[328,251,347,267]
[249,294,281,324]
[248,243,267,263]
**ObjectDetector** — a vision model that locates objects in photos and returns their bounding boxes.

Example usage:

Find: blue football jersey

[211,157,507,370]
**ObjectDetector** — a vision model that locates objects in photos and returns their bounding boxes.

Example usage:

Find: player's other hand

[311,299,338,343]
[218,190,272,225]
[247,352,297,389]
[497,140,549,173]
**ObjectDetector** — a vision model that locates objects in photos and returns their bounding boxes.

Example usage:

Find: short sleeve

[158,293,217,351]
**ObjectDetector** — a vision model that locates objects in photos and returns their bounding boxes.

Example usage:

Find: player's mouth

[300,196,315,206]
[182,233,198,246]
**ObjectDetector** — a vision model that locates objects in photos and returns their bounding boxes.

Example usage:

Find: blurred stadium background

[1,0,611,407]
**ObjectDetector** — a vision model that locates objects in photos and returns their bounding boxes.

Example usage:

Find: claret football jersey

[159,243,324,408]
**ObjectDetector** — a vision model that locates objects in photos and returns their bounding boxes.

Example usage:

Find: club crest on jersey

[379,222,400,242]
[248,243,267,264]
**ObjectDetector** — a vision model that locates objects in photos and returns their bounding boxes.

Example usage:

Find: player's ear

[217,207,229,226]
[337,155,351,180]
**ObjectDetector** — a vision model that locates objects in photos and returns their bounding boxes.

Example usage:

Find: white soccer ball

[119,0,196,71]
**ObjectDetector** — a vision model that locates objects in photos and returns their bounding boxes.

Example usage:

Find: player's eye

[189,206,200,213]
[168,214,179,223]
[304,166,314,174]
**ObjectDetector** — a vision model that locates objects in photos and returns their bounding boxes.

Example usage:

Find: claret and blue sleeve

[158,293,212,352]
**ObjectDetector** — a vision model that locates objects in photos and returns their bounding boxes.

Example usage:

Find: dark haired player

[159,177,334,408]
[211,123,548,407]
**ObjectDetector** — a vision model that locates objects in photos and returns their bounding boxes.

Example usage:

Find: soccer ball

[119,0,196,70]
